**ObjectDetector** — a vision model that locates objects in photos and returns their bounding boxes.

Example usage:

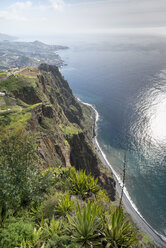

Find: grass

[80,104,94,136]
[28,67,34,71]
[22,103,42,113]
[70,105,78,112]
[0,102,41,126]
[15,73,37,83]
[8,112,32,129]
[0,75,33,92]
[142,232,153,244]
[0,105,21,115]
[0,72,7,78]
[65,139,69,146]
[0,109,32,129]
[62,125,82,136]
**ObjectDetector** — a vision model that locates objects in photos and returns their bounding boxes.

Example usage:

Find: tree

[0,128,38,220]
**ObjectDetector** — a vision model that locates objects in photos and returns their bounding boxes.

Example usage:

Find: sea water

[42,33,166,238]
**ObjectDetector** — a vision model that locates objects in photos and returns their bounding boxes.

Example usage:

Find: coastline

[77,97,166,248]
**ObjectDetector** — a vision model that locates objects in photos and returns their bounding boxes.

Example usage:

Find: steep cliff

[0,64,116,200]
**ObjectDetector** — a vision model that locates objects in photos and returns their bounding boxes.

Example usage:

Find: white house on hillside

[0,92,5,96]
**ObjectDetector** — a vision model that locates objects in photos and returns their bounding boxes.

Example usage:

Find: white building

[0,92,5,96]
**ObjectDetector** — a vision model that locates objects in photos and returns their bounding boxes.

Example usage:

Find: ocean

[39,33,166,239]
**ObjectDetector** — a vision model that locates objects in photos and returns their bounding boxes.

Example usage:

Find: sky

[0,0,166,37]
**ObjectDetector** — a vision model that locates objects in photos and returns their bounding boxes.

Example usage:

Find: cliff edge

[0,64,116,201]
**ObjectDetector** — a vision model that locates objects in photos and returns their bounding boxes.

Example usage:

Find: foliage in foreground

[0,129,156,248]
[0,218,34,248]
[103,208,138,247]
[68,201,103,247]
[69,167,100,199]
[0,128,52,223]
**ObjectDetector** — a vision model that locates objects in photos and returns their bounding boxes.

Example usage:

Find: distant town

[0,37,68,71]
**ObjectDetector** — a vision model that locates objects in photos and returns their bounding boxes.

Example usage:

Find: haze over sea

[39,33,166,238]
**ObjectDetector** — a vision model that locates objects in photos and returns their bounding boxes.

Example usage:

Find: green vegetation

[22,102,42,113]
[0,218,34,248]
[69,105,78,112]
[0,76,27,91]
[55,193,74,217]
[104,208,138,247]
[0,128,155,248]
[69,168,100,199]
[68,201,103,247]
[0,39,66,70]
[0,128,51,222]
[47,234,76,248]
[0,103,42,128]
[9,112,31,127]
[0,111,32,129]
[0,66,156,248]
[0,72,7,78]
[65,139,69,146]
[62,125,82,136]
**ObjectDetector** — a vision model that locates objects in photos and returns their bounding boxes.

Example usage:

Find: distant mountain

[0,39,68,70]
[31,40,68,50]
[0,33,17,41]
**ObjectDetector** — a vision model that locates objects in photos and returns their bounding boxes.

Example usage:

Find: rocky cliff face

[0,64,116,200]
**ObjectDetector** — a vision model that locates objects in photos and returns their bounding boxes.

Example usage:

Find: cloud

[0,1,32,22]
[1,0,166,36]
[9,1,32,11]
[48,0,65,10]
[0,10,28,21]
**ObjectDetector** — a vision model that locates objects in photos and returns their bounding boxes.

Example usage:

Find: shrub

[41,167,71,191]
[55,193,74,217]
[0,218,33,248]
[68,201,103,247]
[43,217,65,239]
[0,128,52,221]
[0,75,28,92]
[0,129,37,212]
[48,234,76,248]
[20,226,45,248]
[103,208,138,248]
[33,191,73,221]
[39,192,65,220]
[69,167,100,199]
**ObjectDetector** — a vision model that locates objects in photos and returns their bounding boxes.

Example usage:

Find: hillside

[0,65,156,247]
[0,33,17,41]
[0,40,68,70]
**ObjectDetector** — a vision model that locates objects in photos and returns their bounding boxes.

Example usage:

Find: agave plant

[104,208,138,248]
[69,167,100,199]
[55,193,74,217]
[43,217,65,238]
[68,201,103,247]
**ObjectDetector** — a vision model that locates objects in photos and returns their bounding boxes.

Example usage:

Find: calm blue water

[48,34,166,238]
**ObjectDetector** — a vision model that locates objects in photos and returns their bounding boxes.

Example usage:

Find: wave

[76,97,166,245]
